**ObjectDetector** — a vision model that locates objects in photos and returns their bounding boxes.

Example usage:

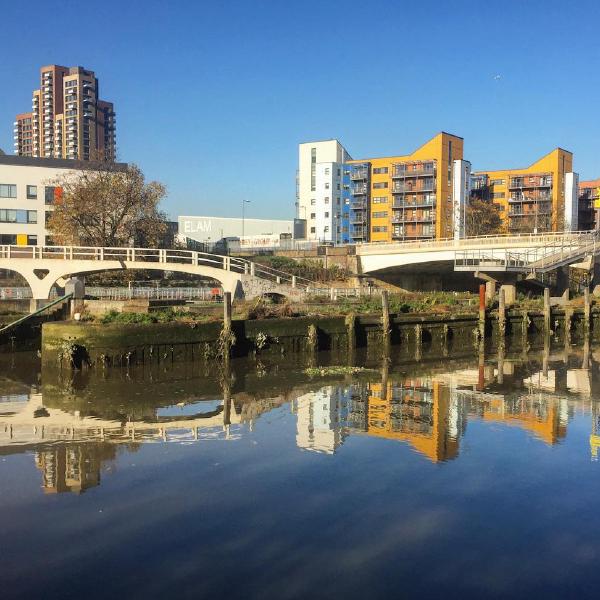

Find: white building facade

[0,155,127,246]
[452,159,472,240]
[0,156,76,246]
[297,140,352,243]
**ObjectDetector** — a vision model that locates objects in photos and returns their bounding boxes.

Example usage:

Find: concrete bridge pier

[553,266,570,298]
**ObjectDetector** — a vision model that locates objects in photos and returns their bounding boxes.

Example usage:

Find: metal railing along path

[454,231,600,273]
[0,294,73,336]
[86,286,223,301]
[0,245,315,289]
[357,230,600,255]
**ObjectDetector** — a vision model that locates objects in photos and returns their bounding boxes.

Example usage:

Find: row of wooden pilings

[481,283,593,344]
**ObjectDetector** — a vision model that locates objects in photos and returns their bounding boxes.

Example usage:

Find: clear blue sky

[1,0,599,220]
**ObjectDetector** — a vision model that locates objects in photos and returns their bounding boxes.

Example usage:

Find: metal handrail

[0,293,73,336]
[0,245,315,289]
[359,230,600,254]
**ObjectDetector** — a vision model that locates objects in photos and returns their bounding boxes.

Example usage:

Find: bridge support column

[485,280,496,302]
[554,266,570,298]
[500,284,516,307]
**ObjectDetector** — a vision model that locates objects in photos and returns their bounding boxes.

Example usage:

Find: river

[1,346,600,599]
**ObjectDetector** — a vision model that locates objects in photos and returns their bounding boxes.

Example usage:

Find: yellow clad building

[471,148,578,234]
[348,132,465,243]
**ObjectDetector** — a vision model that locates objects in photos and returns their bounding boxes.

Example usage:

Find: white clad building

[297,140,352,242]
[0,154,127,246]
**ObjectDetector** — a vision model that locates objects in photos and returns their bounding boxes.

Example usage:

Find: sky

[1,0,599,221]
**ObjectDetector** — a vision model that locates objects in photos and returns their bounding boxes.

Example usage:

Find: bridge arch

[0,246,306,302]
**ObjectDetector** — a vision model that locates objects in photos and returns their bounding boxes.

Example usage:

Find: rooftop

[0,155,127,170]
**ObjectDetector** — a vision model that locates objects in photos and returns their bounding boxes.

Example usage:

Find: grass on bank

[84,291,477,325]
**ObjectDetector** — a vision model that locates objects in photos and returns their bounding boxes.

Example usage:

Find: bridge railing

[357,230,600,254]
[0,245,315,289]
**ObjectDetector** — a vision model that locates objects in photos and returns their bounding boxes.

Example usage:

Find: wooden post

[544,287,551,335]
[223,292,232,332]
[415,323,422,361]
[381,290,390,346]
[584,287,591,337]
[498,288,506,338]
[346,313,356,355]
[478,284,486,344]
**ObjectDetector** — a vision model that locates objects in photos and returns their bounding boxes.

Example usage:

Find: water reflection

[3,347,600,494]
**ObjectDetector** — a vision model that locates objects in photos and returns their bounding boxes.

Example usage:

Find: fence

[86,286,223,301]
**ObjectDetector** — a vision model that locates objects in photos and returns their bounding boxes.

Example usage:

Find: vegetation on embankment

[77,291,478,325]
[251,255,352,283]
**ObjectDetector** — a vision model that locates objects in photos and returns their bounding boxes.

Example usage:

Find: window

[373,167,388,174]
[336,197,340,205]
[337,183,340,190]
[491,179,505,185]
[492,192,505,199]
[372,226,388,232]
[310,199,316,205]
[325,168,330,175]
[324,197,330,204]
[373,182,388,189]
[27,185,37,199]
[324,212,329,218]
[324,226,329,232]
[311,148,316,163]
[310,227,316,234]
[325,183,330,189]
[0,184,17,198]
[372,196,388,204]
[373,211,388,218]
[337,169,341,176]
[45,186,56,204]
[310,213,316,219]
[0,209,36,224]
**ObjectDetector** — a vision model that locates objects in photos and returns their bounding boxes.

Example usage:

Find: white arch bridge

[0,245,313,301]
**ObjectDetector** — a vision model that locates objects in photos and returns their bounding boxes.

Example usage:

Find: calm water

[2,347,600,599]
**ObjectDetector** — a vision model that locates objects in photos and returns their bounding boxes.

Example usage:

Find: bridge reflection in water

[2,347,600,494]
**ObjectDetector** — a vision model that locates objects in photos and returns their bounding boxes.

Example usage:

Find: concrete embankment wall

[41,312,479,367]
[40,306,600,369]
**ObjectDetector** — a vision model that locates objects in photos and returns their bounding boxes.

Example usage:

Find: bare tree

[47,160,168,247]
[465,198,505,236]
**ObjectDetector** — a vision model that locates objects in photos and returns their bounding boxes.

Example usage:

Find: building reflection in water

[349,379,464,462]
[4,349,600,495]
[34,443,119,494]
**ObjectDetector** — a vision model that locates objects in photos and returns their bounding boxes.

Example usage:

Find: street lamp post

[242,199,251,239]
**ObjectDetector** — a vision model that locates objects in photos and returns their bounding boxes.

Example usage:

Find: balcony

[350,168,369,181]
[392,197,436,209]
[392,163,436,178]
[509,177,552,189]
[509,194,551,203]
[392,180,435,194]
[352,183,368,195]
[392,213,435,224]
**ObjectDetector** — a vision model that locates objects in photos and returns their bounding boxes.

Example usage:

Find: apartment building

[297,140,353,243]
[0,155,127,246]
[578,178,600,231]
[347,132,466,243]
[471,149,578,233]
[298,133,469,243]
[13,64,116,161]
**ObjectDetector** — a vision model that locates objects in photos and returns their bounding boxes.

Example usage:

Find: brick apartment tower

[14,64,116,161]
